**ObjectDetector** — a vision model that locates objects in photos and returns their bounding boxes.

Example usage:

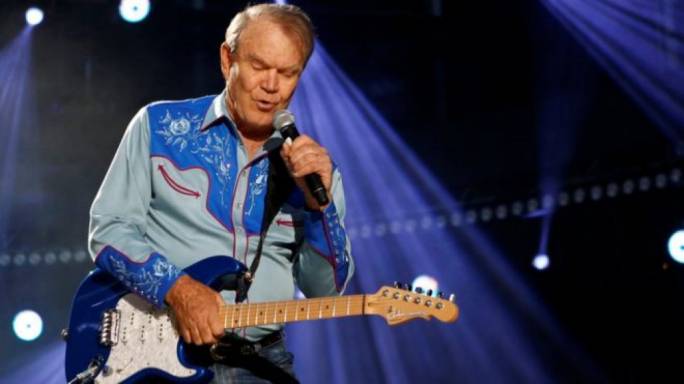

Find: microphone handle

[280,124,330,206]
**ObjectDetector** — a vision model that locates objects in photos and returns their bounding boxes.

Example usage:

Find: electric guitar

[64,256,459,383]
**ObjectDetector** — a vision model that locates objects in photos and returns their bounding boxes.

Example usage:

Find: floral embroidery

[108,252,182,306]
[155,110,234,206]
[245,160,268,216]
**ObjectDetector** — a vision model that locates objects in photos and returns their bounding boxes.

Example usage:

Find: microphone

[273,110,330,206]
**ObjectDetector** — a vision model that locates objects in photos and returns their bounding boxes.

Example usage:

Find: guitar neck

[219,295,366,329]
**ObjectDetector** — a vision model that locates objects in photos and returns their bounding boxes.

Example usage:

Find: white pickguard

[95,294,196,383]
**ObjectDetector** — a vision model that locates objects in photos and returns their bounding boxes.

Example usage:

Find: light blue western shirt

[88,90,354,340]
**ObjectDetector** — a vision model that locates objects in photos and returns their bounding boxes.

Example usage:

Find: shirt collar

[200,89,284,155]
[200,89,233,131]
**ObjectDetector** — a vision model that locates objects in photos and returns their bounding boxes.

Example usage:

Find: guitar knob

[449,293,456,303]
[414,287,423,294]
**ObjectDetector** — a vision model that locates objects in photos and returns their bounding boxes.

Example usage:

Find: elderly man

[88,4,353,383]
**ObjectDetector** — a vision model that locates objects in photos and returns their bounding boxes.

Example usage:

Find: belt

[210,331,284,360]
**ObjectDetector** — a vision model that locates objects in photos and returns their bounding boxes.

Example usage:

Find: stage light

[590,185,602,201]
[480,207,492,222]
[450,212,462,226]
[558,192,569,206]
[13,310,43,341]
[573,188,585,203]
[495,205,507,219]
[411,275,439,296]
[606,182,619,197]
[13,253,26,266]
[532,254,550,270]
[25,7,43,26]
[655,173,667,189]
[511,201,523,216]
[638,176,651,191]
[623,179,635,194]
[119,0,150,23]
[667,230,684,264]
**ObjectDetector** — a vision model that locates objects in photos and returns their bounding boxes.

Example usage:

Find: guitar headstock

[365,284,460,326]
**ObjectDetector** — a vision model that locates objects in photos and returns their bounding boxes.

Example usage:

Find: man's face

[221,18,305,134]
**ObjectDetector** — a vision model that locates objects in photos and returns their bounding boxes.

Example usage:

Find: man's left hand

[280,135,332,211]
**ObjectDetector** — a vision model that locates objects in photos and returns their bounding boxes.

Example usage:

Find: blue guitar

[64,256,458,383]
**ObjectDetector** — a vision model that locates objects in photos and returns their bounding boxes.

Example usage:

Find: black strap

[236,140,294,303]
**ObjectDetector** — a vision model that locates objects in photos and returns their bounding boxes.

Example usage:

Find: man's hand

[165,275,225,345]
[280,135,333,211]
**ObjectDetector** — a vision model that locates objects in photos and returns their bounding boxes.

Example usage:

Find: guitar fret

[222,295,367,330]
[318,299,323,319]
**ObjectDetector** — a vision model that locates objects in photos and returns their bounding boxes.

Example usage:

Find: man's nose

[262,69,279,93]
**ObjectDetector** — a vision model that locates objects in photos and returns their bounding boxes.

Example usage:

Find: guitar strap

[235,140,295,303]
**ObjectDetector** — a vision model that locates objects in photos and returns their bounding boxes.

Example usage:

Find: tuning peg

[448,293,456,302]
[426,289,433,297]
[414,287,423,294]
[437,291,444,299]
[393,281,401,288]
[403,283,412,291]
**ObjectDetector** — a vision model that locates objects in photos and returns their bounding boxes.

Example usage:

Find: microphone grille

[273,110,295,131]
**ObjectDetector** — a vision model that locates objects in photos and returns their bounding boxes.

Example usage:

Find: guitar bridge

[99,309,121,346]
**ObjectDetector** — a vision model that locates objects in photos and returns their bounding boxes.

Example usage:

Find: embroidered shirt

[89,90,354,340]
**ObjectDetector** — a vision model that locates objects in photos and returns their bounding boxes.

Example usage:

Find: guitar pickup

[99,309,121,346]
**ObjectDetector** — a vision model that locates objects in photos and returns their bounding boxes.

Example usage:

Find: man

[88,3,354,383]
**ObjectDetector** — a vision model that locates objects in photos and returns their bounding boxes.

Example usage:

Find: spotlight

[606,182,619,198]
[480,207,492,222]
[667,230,684,264]
[532,254,550,270]
[465,210,477,223]
[450,212,462,226]
[542,194,554,209]
[13,310,43,341]
[119,0,151,23]
[25,7,44,26]
[573,188,585,203]
[374,223,387,237]
[411,275,439,296]
[558,192,569,206]
[495,205,507,220]
[590,185,602,201]
[655,173,667,189]
[622,180,635,195]
[638,176,651,191]
[511,201,524,216]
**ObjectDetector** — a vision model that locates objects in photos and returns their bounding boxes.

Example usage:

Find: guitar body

[64,256,246,384]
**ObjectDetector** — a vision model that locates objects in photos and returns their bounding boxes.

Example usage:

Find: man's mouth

[255,100,276,111]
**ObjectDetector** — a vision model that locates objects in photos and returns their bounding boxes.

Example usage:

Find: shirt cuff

[95,245,186,308]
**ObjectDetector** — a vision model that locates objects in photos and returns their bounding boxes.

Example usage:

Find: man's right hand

[165,275,225,345]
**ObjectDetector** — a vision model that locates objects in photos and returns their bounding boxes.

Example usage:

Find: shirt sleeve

[293,169,355,297]
[88,107,185,308]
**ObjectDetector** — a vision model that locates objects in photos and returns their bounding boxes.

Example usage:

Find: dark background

[0,0,682,382]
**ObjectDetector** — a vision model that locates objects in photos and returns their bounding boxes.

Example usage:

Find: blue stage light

[119,0,150,23]
[411,275,439,296]
[667,230,684,264]
[13,310,43,341]
[25,7,43,26]
[533,254,550,270]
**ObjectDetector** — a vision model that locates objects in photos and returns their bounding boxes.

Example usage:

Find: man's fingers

[200,324,216,345]
[190,325,203,346]
[180,328,192,344]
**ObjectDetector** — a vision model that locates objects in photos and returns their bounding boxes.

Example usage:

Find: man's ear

[220,42,233,80]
